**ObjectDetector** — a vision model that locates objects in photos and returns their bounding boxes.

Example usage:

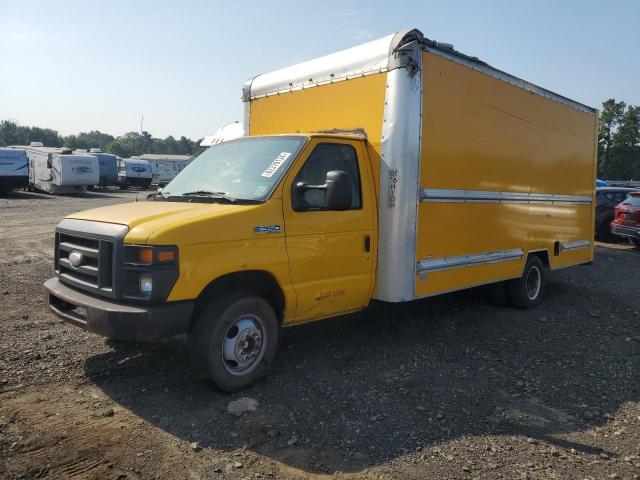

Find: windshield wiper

[163,190,261,204]
[147,190,167,200]
[178,190,237,202]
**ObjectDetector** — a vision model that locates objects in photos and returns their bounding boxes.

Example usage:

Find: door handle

[364,235,371,253]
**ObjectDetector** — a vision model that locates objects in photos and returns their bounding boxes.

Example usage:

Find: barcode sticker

[261,152,291,178]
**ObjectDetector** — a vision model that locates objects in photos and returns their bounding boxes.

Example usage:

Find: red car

[611,191,640,248]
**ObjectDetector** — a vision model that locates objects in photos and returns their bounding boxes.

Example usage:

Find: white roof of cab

[200,121,245,146]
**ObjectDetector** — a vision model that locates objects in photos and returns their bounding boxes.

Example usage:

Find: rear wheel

[632,239,640,249]
[191,292,279,392]
[507,256,546,309]
[597,221,615,242]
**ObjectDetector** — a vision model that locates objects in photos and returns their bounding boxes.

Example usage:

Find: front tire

[506,256,547,309]
[191,292,279,392]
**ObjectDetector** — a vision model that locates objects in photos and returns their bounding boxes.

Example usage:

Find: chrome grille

[56,232,114,295]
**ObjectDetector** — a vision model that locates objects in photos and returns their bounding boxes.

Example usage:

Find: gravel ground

[0,189,639,480]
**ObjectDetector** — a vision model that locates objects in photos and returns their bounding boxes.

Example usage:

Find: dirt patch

[1,190,639,479]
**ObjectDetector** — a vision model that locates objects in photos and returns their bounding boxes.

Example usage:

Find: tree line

[598,99,640,180]
[0,120,203,158]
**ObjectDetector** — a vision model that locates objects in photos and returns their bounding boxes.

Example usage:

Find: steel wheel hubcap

[222,316,265,375]
[526,266,542,300]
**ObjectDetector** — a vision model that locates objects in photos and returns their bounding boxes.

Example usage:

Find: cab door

[282,138,376,322]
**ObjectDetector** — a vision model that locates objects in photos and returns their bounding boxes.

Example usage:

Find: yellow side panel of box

[415,51,596,298]
[249,73,387,191]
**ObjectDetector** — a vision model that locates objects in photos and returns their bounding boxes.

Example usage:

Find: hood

[68,200,239,229]
[66,200,282,244]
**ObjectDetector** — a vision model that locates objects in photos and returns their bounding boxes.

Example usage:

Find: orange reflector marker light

[138,247,153,264]
[158,251,175,263]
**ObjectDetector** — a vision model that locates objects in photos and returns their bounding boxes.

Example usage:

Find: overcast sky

[1,0,638,140]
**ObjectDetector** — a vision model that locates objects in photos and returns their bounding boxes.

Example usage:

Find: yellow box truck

[44,29,597,391]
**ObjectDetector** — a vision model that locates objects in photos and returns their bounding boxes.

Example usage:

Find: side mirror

[293,170,352,211]
[324,170,352,210]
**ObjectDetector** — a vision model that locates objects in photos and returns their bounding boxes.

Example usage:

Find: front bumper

[44,277,193,341]
[611,225,640,240]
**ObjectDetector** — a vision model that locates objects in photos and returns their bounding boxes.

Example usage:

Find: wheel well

[527,250,550,269]
[192,270,285,326]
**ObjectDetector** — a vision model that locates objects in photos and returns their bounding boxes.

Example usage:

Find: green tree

[64,130,115,150]
[1,119,200,158]
[26,127,63,147]
[597,100,640,180]
[0,120,22,146]
[105,132,142,157]
[0,120,62,147]
[179,136,194,155]
[612,106,640,147]
[607,105,640,180]
[598,99,626,177]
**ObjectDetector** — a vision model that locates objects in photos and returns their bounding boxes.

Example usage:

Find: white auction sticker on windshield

[261,152,291,178]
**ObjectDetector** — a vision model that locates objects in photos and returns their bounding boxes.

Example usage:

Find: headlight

[122,245,179,302]
[139,272,153,295]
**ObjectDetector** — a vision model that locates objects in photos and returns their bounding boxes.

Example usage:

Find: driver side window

[293,143,362,210]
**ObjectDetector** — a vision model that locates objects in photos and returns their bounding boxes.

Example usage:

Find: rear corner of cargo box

[414,49,597,299]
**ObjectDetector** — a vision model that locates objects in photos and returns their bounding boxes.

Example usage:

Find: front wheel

[506,256,547,309]
[191,292,279,392]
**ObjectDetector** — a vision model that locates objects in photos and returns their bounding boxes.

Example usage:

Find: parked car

[611,191,640,248]
[595,187,637,240]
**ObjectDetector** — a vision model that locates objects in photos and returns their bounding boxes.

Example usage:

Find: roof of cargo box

[244,28,595,115]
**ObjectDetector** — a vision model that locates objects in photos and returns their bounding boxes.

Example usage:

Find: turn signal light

[138,247,153,264]
[158,251,176,262]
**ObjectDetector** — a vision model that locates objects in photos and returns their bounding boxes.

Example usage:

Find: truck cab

[45,133,376,391]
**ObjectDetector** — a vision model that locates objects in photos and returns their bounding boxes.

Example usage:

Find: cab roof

[248,132,368,141]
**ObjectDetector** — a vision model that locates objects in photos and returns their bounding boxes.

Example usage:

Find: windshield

[161,136,306,202]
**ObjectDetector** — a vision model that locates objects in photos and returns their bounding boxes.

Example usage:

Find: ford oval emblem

[68,251,84,269]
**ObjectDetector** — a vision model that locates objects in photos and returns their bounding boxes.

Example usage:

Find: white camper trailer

[11,146,99,194]
[117,157,153,189]
[140,154,193,186]
[75,148,119,188]
[0,148,29,193]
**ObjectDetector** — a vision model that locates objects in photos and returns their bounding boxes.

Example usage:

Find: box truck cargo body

[12,146,99,194]
[243,28,597,302]
[44,29,597,391]
[0,148,28,193]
